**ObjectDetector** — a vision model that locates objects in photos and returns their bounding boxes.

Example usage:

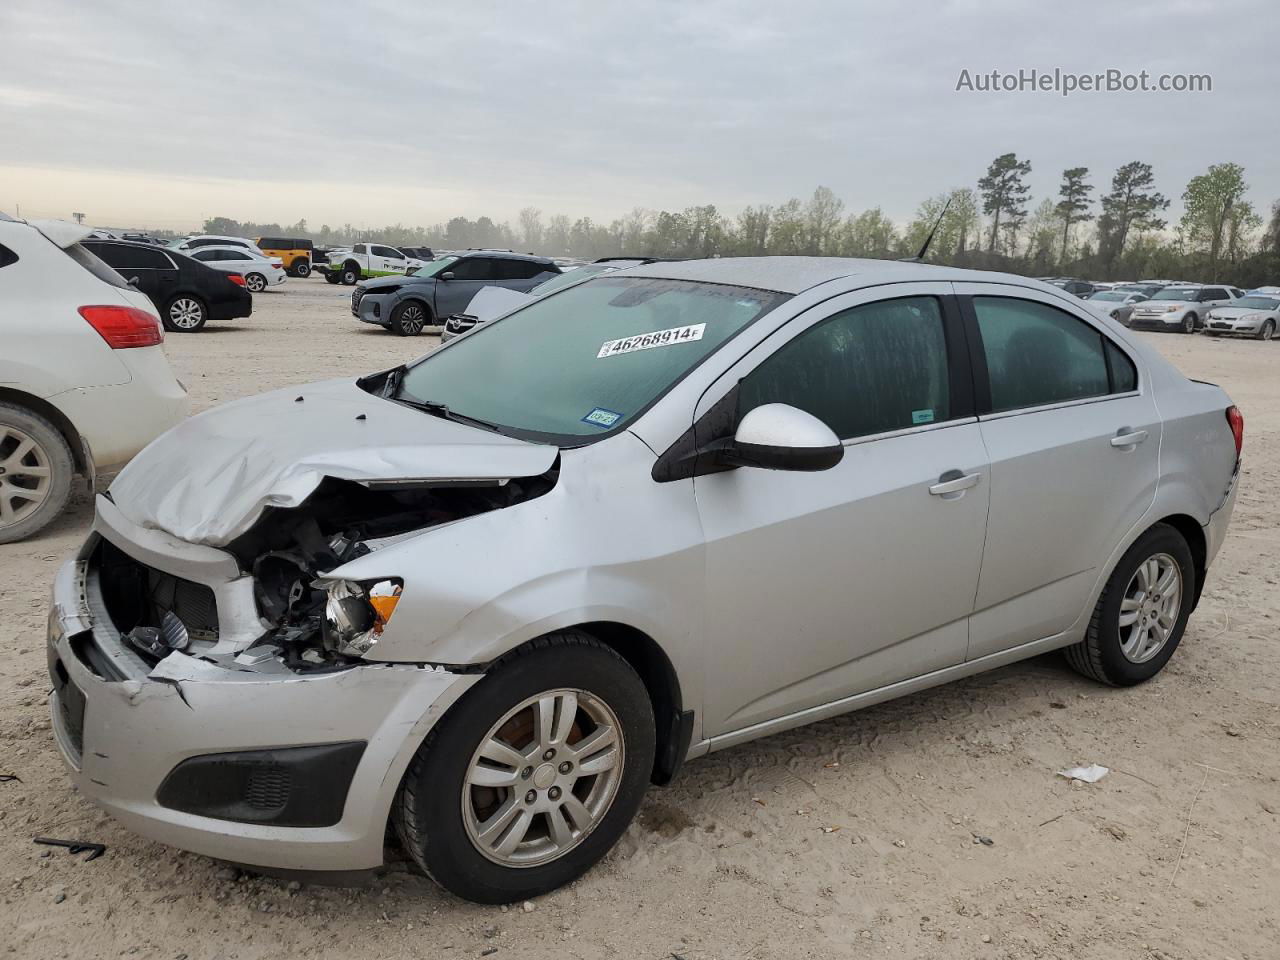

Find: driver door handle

[1110,429,1148,448]
[929,470,981,498]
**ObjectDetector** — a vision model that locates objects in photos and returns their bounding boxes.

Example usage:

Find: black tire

[393,632,655,903]
[0,402,75,544]
[390,300,430,336]
[324,271,340,285]
[293,260,311,279]
[341,262,360,286]
[1064,523,1195,686]
[245,272,267,293]
[1182,312,1197,334]
[1257,319,1275,341]
[162,294,207,332]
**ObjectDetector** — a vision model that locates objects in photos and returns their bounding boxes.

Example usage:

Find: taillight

[1226,405,1244,457]
[228,273,246,286]
[78,305,163,349]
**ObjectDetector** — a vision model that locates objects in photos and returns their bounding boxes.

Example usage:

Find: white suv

[0,214,190,542]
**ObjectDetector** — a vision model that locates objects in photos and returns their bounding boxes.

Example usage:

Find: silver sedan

[48,258,1240,903]
[1203,295,1280,339]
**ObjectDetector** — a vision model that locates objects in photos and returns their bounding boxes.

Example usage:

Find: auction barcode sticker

[597,323,706,358]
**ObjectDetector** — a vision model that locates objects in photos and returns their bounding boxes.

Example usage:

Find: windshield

[1151,288,1198,301]
[397,276,788,442]
[529,262,622,296]
[410,255,457,278]
[1089,291,1129,302]
[1236,296,1279,310]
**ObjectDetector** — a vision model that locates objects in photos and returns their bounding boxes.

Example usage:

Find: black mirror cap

[722,439,843,472]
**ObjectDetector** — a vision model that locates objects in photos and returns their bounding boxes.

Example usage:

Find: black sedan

[81,239,252,332]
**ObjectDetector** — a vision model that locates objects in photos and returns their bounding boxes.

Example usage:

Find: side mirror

[440,271,455,281]
[723,404,843,472]
[127,276,140,288]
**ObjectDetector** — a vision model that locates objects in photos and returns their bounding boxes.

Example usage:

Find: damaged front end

[92,466,558,677]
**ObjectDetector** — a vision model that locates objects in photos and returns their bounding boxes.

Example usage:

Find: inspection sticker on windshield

[597,323,706,358]
[582,407,622,428]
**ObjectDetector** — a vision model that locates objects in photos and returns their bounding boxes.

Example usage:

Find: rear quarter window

[64,243,130,289]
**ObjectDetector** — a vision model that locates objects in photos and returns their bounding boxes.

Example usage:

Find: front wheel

[324,271,340,285]
[1065,523,1195,686]
[1257,319,1275,341]
[1182,313,1197,334]
[393,633,655,903]
[390,300,429,336]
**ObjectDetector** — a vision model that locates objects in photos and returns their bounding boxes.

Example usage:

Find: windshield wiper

[392,396,502,433]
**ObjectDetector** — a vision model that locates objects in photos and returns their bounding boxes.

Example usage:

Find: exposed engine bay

[95,466,557,675]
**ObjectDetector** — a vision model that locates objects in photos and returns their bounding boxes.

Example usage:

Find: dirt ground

[2,279,1277,960]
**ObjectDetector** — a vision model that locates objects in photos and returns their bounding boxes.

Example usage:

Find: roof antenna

[900,195,953,263]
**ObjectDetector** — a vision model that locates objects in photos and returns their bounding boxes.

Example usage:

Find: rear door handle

[929,470,981,499]
[1110,429,1149,448]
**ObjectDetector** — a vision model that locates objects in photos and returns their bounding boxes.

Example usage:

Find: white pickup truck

[322,243,427,285]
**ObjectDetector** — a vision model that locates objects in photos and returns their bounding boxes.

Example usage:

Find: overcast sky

[2,0,1276,232]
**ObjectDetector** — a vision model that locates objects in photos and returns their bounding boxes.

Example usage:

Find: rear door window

[972,297,1115,412]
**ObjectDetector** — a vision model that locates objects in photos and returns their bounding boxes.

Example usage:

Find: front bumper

[1128,313,1184,330]
[1206,318,1262,335]
[356,292,390,326]
[46,528,479,871]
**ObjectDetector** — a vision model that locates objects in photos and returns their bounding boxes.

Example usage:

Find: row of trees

[198,157,1280,287]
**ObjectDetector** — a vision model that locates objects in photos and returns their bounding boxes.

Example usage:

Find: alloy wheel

[169,298,204,329]
[1118,553,1183,664]
[0,425,53,527]
[1262,321,1275,341]
[246,273,266,292]
[400,304,424,334]
[462,689,624,868]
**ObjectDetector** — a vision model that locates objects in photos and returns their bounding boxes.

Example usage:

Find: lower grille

[96,539,219,644]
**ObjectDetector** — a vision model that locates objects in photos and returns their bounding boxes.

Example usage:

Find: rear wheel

[163,295,207,332]
[245,272,267,293]
[390,300,429,336]
[341,262,360,285]
[1182,313,1197,334]
[1065,523,1195,686]
[0,404,74,544]
[1257,319,1275,341]
[293,260,311,278]
[324,271,339,285]
[393,632,655,903]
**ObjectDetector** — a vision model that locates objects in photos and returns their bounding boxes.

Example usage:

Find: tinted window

[353,244,366,254]
[1106,341,1137,393]
[91,243,167,269]
[372,245,401,258]
[1200,288,1228,300]
[64,244,130,289]
[257,237,284,249]
[498,259,549,280]
[974,297,1110,412]
[449,257,500,281]
[191,249,219,261]
[222,251,250,261]
[739,296,951,441]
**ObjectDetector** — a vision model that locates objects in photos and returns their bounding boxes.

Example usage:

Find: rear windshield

[1088,291,1130,302]
[64,243,130,289]
[395,276,789,443]
[1151,288,1198,301]
[1236,296,1279,310]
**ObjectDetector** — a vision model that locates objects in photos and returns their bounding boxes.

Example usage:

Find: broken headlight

[321,578,402,657]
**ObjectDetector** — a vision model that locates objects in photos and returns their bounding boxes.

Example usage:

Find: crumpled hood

[108,378,558,547]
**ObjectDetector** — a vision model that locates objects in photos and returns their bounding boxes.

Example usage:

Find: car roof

[451,250,556,265]
[618,256,1065,295]
[189,244,267,255]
